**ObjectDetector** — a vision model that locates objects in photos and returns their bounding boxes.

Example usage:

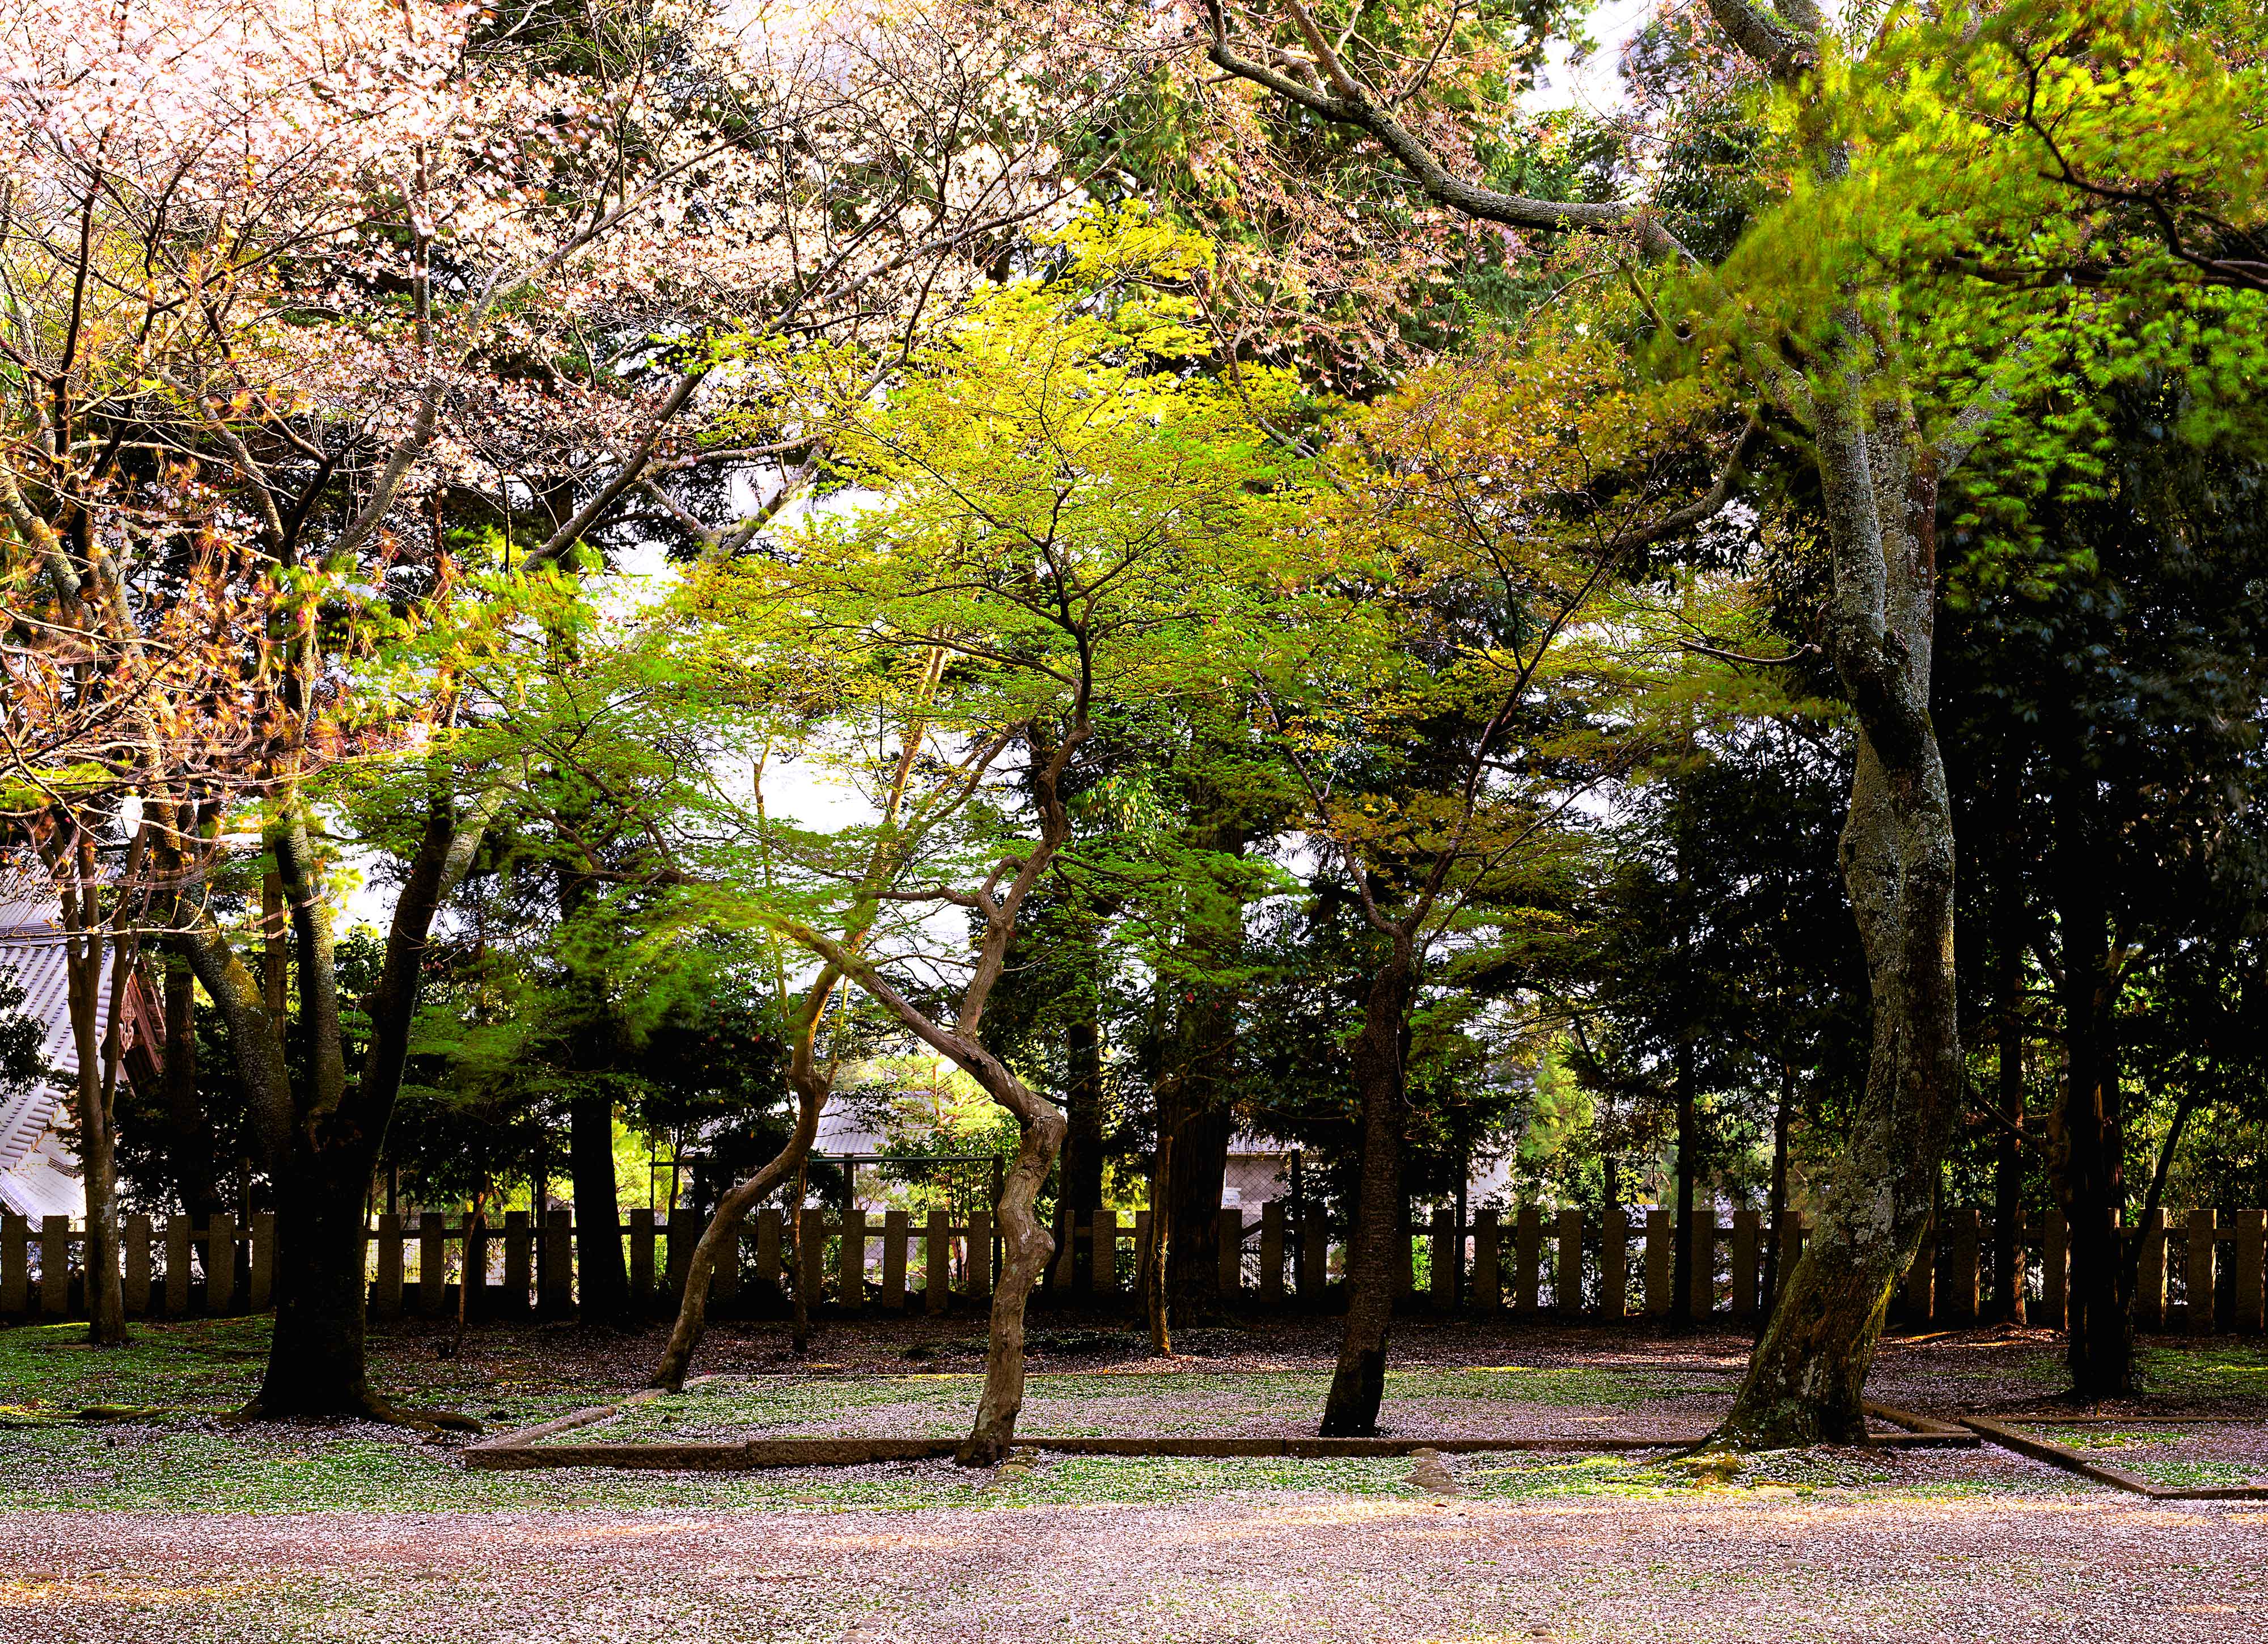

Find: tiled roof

[0,867,133,1220]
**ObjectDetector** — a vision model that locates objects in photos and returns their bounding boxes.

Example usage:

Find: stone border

[462,1397,1973,1472]
[1960,1415,2268,1501]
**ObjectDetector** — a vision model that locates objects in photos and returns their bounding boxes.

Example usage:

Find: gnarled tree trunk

[1719,398,1965,1446]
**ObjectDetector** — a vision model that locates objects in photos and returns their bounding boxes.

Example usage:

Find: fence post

[1514,1205,1542,1313]
[1258,1203,1283,1304]
[122,1214,152,1316]
[755,1208,783,1298]
[1093,1209,1120,1295]
[375,1212,404,1320]
[416,1211,444,1316]
[1556,1208,1584,1316]
[798,1207,826,1306]
[1469,1208,1500,1312]
[249,1210,276,1312]
[1730,1209,1761,1320]
[1644,1208,1670,1316]
[1428,1208,1455,1310]
[209,1213,240,1313]
[966,1210,992,1299]
[925,1208,950,1314]
[881,1210,909,1311]
[625,1208,653,1311]
[1600,1208,1627,1320]
[1,1213,26,1315]
[2232,1209,2265,1334]
[1687,1211,1715,1320]
[164,1214,192,1316]
[540,1208,574,1317]
[1775,1210,1804,1297]
[1903,1214,1935,1327]
[839,1208,866,1312]
[2137,1206,2169,1331]
[2041,1209,2068,1330]
[39,1214,69,1317]
[1946,1207,1981,1325]
[503,1210,532,1315]
[1218,1207,1244,1297]
[2185,1208,2218,1334]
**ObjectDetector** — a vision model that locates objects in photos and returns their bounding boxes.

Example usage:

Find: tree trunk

[57,870,126,1347]
[571,1092,629,1324]
[1319,952,1411,1436]
[162,952,222,1223]
[1719,400,1964,1446]
[1670,1037,1699,1330]
[256,1132,380,1413]
[2051,783,2130,1397]
[1992,904,2028,1325]
[1165,1099,1232,1322]
[955,1071,1067,1465]
[1062,1003,1106,1218]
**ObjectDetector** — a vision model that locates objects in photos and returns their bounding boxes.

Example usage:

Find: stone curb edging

[1960,1415,2268,1501]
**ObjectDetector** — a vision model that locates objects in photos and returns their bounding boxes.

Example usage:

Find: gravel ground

[2,1484,2265,1643]
[3,1315,2263,1641]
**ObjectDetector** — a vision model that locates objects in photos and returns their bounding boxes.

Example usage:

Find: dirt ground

[2,1312,2264,1643]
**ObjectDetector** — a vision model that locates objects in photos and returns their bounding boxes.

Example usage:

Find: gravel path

[3,1484,2265,1643]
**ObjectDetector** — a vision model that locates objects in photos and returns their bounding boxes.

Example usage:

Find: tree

[671,211,1308,1457]
[0,0,1101,1418]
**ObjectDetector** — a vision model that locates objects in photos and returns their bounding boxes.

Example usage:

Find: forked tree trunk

[1319,953,1411,1436]
[956,1072,1067,1465]
[257,1134,382,1412]
[1719,398,1964,1446]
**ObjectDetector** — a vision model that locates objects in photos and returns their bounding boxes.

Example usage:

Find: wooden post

[1946,1207,1981,1325]
[1094,1209,1120,1295]
[540,1208,574,1317]
[2137,1206,2168,1331]
[755,1208,782,1295]
[925,1208,950,1314]
[419,1211,446,1317]
[1258,1202,1284,1304]
[375,1212,404,1320]
[2231,1209,2265,1334]
[1730,1209,1761,1320]
[2185,1208,2218,1334]
[1775,1210,1804,1295]
[2040,1208,2068,1330]
[1687,1211,1713,1320]
[881,1209,909,1311]
[712,1218,742,1311]
[1301,1212,1326,1304]
[798,1207,826,1306]
[666,1208,699,1303]
[206,1213,239,1313]
[1903,1215,1935,1326]
[249,1210,276,1311]
[1218,1207,1244,1296]
[1471,1208,1500,1312]
[503,1209,532,1315]
[38,1215,68,1317]
[1513,1205,1542,1313]
[1556,1208,1584,1315]
[966,1210,992,1299]
[1429,1208,1455,1310]
[165,1214,192,1316]
[1643,1208,1670,1316]
[839,1208,866,1312]
[1,1213,26,1315]
[1600,1208,1628,1320]
[626,1207,655,1311]
[123,1214,152,1316]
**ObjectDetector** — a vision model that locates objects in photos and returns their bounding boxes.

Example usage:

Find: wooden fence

[4,1203,2264,1333]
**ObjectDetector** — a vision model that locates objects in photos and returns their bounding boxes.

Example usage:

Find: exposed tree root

[226,1393,483,1437]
